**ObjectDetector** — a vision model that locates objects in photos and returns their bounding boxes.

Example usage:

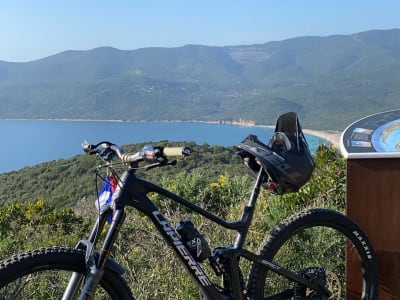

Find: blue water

[371,120,400,152]
[0,120,326,173]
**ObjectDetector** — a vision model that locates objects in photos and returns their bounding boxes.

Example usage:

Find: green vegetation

[0,143,345,298]
[0,199,87,256]
[1,29,400,130]
[0,142,243,208]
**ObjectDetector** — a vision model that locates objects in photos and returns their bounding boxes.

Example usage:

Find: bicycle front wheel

[0,247,134,300]
[247,208,378,300]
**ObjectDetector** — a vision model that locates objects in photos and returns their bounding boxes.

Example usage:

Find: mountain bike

[0,113,378,299]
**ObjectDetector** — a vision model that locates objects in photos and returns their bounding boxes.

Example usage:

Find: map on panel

[371,120,400,152]
[340,109,400,158]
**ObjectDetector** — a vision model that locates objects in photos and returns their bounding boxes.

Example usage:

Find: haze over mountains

[1,29,399,130]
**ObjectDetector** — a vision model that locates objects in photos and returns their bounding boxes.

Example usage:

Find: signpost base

[346,158,400,299]
[341,109,400,299]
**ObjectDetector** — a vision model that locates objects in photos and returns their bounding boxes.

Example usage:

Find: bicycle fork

[62,209,126,300]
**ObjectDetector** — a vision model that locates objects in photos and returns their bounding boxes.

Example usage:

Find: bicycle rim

[0,247,134,300]
[247,208,378,300]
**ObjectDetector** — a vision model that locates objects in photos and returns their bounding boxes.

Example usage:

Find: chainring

[294,267,342,299]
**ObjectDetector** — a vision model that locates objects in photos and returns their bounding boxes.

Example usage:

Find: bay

[0,120,326,173]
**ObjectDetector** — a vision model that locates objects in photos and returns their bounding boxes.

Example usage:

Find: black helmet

[237,112,315,195]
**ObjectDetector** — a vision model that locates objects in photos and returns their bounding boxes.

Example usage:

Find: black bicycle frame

[77,167,331,299]
[109,167,261,299]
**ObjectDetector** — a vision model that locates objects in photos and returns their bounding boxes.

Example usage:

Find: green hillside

[0,142,243,208]
[1,29,400,130]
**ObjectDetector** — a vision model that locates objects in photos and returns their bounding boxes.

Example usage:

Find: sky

[1,0,400,62]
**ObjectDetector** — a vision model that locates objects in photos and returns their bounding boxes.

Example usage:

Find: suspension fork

[62,209,126,300]
[62,211,109,300]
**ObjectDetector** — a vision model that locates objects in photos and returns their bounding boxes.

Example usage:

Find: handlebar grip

[121,152,141,163]
[163,147,191,157]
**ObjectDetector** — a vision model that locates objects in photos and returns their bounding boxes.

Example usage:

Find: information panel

[340,109,400,158]
[341,109,400,298]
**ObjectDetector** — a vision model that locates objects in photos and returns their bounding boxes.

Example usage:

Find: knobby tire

[0,247,134,300]
[247,208,378,300]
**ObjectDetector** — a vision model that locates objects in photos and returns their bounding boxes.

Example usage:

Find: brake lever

[144,159,177,171]
[144,162,162,170]
[168,159,177,166]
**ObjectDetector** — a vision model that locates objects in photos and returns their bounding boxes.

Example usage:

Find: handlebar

[82,140,191,166]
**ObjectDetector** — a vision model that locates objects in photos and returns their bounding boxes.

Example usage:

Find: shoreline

[303,129,341,148]
[1,118,341,147]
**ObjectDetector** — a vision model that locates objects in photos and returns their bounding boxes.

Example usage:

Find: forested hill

[0,142,244,208]
[1,29,400,130]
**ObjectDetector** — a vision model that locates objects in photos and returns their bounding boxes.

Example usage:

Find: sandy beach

[254,124,342,148]
[303,129,342,148]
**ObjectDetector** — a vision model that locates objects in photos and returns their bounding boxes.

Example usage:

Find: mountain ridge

[1,29,399,130]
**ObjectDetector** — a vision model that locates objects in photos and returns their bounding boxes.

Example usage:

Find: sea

[0,120,327,174]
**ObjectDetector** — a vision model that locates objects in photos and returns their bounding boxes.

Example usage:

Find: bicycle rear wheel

[0,247,134,300]
[247,208,378,299]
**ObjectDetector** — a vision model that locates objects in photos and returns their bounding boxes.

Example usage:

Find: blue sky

[1,0,400,62]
